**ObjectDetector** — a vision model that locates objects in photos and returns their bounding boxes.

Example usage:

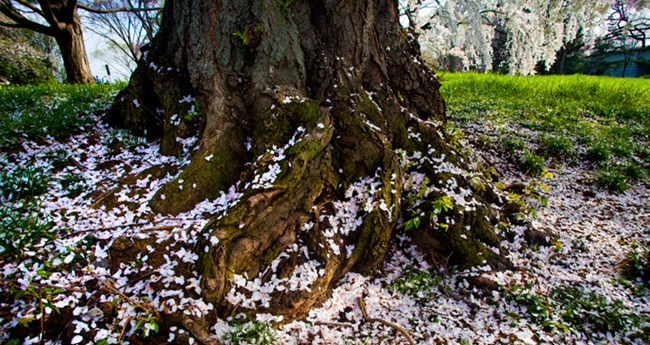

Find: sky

[84,30,133,82]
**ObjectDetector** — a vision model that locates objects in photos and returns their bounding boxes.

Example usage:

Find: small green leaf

[405,217,421,232]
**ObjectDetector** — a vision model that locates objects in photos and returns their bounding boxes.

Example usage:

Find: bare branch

[14,0,44,16]
[0,2,54,35]
[77,3,161,14]
[0,19,21,28]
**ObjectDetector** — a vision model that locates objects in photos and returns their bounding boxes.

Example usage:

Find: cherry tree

[403,0,611,75]
[0,0,162,83]
[0,0,95,83]
[106,1,513,334]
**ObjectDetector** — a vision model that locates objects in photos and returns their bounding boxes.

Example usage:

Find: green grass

[620,242,650,287]
[103,128,147,149]
[59,173,87,198]
[441,73,649,190]
[0,165,51,201]
[0,201,53,258]
[509,284,650,340]
[539,134,575,158]
[388,269,444,298]
[516,150,546,175]
[0,82,124,148]
[0,82,123,257]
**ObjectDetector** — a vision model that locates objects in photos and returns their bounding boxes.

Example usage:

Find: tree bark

[106,0,511,338]
[54,12,94,84]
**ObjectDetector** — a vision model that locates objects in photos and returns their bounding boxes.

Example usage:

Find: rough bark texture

[49,1,94,84]
[54,12,94,84]
[106,0,510,338]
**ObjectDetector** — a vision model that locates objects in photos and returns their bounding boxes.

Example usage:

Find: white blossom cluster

[402,0,611,75]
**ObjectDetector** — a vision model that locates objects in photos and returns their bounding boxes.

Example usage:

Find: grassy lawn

[440,72,649,191]
[0,82,124,148]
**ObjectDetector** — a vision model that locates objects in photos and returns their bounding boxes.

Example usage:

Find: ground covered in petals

[1,75,648,344]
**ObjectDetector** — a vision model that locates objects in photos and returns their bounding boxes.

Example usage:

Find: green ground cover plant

[0,201,53,258]
[508,284,649,341]
[620,241,650,288]
[0,165,50,201]
[222,320,279,345]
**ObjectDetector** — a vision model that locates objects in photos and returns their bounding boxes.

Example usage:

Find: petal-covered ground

[1,90,648,344]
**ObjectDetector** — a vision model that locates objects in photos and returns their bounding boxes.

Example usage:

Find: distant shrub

[0,26,57,85]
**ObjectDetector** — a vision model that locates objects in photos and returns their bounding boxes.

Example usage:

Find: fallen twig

[313,320,357,328]
[358,296,416,345]
[0,278,87,293]
[69,157,85,170]
[88,270,159,319]
[54,217,203,241]
[118,315,133,343]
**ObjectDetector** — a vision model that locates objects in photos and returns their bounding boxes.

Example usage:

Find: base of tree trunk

[104,0,514,341]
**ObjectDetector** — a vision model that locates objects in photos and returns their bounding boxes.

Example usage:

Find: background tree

[106,0,513,339]
[401,0,611,75]
[0,0,94,83]
[0,13,59,84]
[0,0,162,84]
[80,0,163,67]
[602,0,650,76]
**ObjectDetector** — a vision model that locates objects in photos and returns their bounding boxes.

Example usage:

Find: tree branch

[77,3,161,14]
[67,0,79,18]
[0,3,54,35]
[14,0,44,16]
[36,0,65,31]
[0,19,21,28]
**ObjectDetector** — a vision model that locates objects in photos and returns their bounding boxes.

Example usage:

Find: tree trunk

[106,0,510,339]
[54,12,94,84]
[555,48,567,74]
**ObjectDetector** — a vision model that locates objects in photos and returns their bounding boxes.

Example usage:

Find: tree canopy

[402,0,615,74]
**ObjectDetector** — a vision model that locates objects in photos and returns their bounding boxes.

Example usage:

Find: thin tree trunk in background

[556,48,567,74]
[55,14,94,84]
